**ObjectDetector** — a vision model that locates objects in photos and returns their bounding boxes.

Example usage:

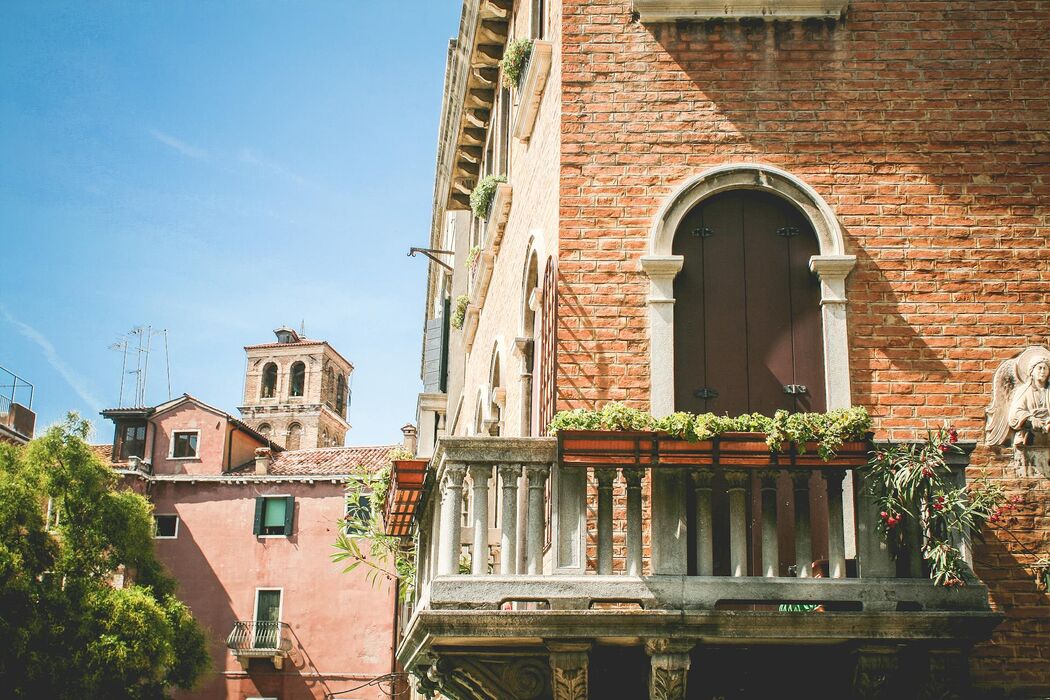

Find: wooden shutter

[672,190,825,416]
[253,497,264,536]
[283,496,295,536]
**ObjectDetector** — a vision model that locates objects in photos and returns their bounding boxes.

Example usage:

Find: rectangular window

[153,514,179,539]
[531,0,546,39]
[170,430,199,459]
[118,422,147,460]
[254,496,294,536]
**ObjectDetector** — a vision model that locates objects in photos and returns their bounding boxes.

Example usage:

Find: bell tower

[239,327,353,449]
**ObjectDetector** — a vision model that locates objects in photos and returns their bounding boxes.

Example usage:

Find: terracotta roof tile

[266,444,397,476]
[89,444,124,467]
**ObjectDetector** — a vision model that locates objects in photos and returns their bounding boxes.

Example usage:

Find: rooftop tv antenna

[108,326,173,407]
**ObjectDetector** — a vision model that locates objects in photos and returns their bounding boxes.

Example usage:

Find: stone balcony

[398,436,1001,699]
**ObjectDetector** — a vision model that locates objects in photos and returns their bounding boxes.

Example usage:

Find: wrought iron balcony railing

[226,620,292,669]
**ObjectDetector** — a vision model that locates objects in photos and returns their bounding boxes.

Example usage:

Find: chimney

[400,424,418,456]
[254,447,272,475]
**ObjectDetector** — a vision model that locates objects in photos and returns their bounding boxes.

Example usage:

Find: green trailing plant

[450,294,470,330]
[547,403,872,460]
[469,174,507,219]
[466,245,482,270]
[332,447,417,602]
[500,38,533,89]
[864,427,1014,588]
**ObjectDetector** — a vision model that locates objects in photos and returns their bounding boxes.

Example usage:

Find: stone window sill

[512,40,552,143]
[633,0,848,20]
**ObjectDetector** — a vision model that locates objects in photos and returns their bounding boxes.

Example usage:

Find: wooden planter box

[558,430,871,470]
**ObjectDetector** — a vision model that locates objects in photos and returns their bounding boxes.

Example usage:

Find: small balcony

[0,365,35,444]
[226,620,292,670]
[398,435,1001,699]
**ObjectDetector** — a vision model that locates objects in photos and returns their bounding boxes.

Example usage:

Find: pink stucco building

[97,393,403,700]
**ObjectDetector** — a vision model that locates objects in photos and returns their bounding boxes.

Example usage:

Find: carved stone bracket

[419,653,551,700]
[852,645,900,700]
[645,639,694,700]
[915,647,970,700]
[547,640,591,700]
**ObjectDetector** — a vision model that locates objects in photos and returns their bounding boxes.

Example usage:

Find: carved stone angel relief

[985,346,1050,477]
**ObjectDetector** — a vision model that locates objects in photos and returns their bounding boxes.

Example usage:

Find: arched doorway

[672,189,825,416]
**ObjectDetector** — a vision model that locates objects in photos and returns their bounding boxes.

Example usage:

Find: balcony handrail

[226,620,292,653]
[0,364,34,410]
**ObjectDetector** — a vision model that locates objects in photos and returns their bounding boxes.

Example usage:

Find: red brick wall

[556,0,1050,693]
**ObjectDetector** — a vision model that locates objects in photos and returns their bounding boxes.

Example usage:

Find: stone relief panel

[985,346,1050,477]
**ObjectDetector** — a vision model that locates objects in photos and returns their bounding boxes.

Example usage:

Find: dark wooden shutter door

[283,496,295,536]
[673,190,825,415]
[252,497,264,536]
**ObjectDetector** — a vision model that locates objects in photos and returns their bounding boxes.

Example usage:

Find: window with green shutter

[254,496,294,536]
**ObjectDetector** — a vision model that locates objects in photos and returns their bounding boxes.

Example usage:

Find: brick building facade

[401,0,1049,698]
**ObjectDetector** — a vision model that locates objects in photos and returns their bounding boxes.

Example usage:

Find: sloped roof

[89,444,116,464]
[266,445,397,476]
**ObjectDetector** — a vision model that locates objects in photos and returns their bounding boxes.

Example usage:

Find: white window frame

[168,429,201,459]
[252,587,284,625]
[258,494,292,539]
[153,513,180,539]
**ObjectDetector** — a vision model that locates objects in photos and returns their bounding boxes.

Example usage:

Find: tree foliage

[0,415,209,699]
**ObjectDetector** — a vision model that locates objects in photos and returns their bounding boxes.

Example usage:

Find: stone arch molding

[640,163,858,417]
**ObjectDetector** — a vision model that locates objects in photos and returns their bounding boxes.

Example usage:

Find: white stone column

[498,464,520,575]
[437,463,467,576]
[759,470,780,578]
[469,464,492,576]
[651,468,688,575]
[823,469,847,579]
[624,468,644,577]
[596,468,616,575]
[525,464,550,575]
[725,470,749,577]
[792,470,813,578]
[692,469,714,577]
[810,254,858,560]
[639,255,684,418]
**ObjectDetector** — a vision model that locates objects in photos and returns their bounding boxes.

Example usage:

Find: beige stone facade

[239,327,353,449]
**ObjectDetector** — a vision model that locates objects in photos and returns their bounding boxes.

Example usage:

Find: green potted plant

[500,38,533,90]
[450,294,470,330]
[470,175,507,219]
[466,245,482,271]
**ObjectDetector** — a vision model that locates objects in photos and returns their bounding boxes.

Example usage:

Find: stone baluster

[824,469,847,579]
[525,464,550,575]
[692,469,714,577]
[759,470,780,577]
[624,468,644,577]
[792,471,813,578]
[652,468,688,575]
[498,464,520,575]
[646,639,694,700]
[468,464,492,576]
[438,463,467,576]
[725,470,749,577]
[596,468,616,575]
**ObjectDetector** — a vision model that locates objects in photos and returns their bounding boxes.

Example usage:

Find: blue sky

[0,2,462,446]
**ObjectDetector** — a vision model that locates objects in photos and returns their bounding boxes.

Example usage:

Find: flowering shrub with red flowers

[866,427,1010,587]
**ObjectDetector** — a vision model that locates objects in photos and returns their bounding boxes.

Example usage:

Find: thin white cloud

[238,148,307,185]
[150,129,210,160]
[0,307,103,412]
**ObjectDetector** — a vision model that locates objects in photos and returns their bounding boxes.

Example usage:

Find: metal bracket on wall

[408,247,455,272]
[775,226,801,238]
[694,387,719,400]
[692,226,714,238]
[783,384,808,395]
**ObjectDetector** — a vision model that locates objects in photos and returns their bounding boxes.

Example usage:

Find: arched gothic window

[286,423,302,451]
[258,423,272,438]
[289,361,306,397]
[260,363,278,399]
[336,375,346,416]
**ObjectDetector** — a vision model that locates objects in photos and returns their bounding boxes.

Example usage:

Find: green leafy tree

[0,415,209,699]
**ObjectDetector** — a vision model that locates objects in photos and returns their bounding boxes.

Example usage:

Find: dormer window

[261,363,278,399]
[170,430,200,459]
[117,421,147,461]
